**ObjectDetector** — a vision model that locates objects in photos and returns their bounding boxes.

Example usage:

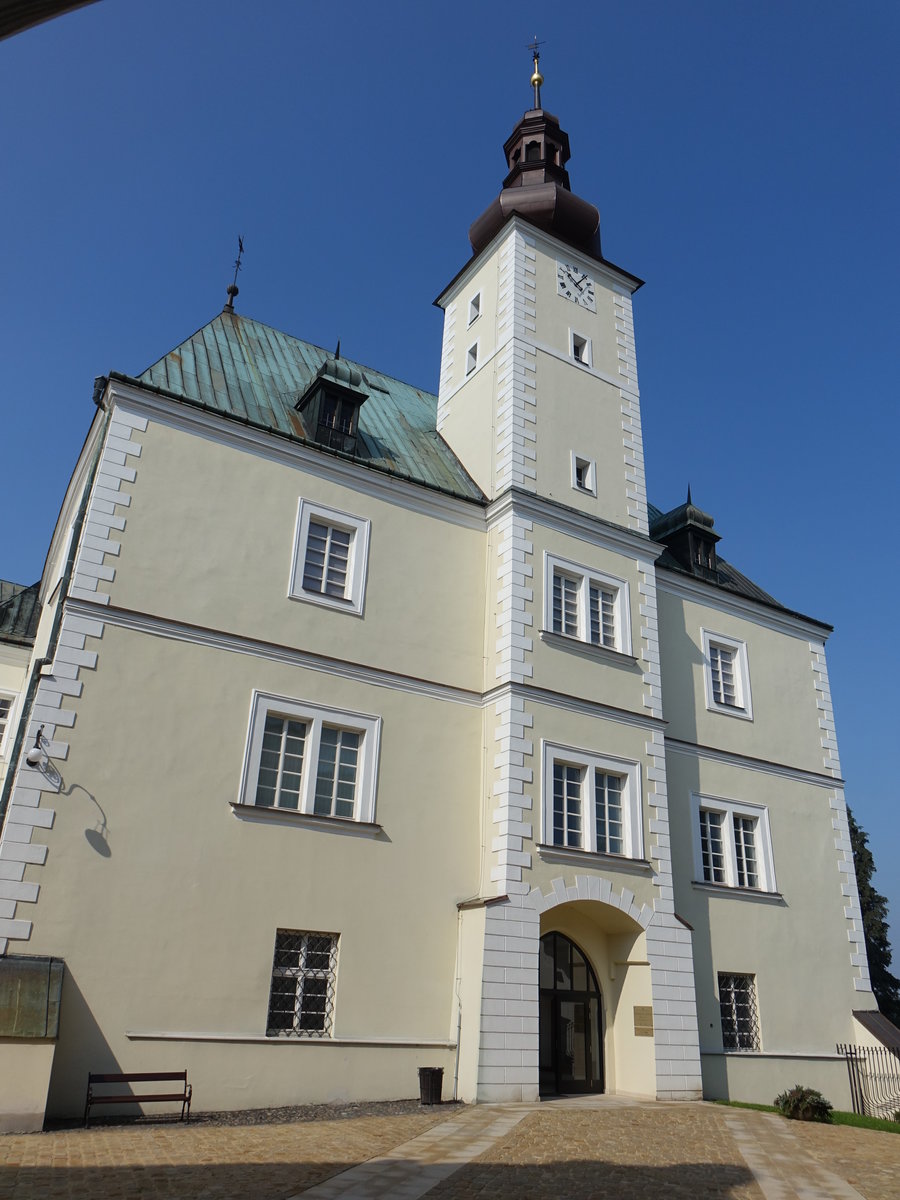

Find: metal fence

[837,1043,900,1119]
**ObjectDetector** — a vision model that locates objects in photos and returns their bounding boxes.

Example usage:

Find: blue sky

[2,3,899,941]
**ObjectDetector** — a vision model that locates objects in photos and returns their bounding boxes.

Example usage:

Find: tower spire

[528,37,544,109]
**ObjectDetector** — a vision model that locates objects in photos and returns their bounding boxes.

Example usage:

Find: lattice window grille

[267,931,338,1038]
[718,973,760,1051]
[700,809,726,883]
[710,644,737,706]
[303,521,353,599]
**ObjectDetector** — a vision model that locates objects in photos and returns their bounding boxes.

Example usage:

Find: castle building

[0,64,878,1130]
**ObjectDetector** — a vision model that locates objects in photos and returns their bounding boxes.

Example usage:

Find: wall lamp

[25,725,46,768]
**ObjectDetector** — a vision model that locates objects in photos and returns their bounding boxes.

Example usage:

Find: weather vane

[224,235,244,312]
[527,37,544,108]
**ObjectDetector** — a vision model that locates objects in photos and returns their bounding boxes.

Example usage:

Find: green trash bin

[418,1066,443,1105]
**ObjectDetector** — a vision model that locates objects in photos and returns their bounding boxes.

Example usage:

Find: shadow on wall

[45,967,123,1121]
[0,1159,756,1199]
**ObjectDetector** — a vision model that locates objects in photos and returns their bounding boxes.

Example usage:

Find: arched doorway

[539,930,604,1094]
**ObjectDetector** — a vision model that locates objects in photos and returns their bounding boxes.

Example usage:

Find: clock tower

[440,58,702,1105]
[435,59,648,535]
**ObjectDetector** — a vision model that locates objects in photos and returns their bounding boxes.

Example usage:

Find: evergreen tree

[847,806,900,1026]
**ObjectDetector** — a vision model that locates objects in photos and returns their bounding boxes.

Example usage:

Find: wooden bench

[84,1071,192,1126]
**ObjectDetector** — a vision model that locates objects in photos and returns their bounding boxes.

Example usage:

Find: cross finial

[527,37,544,108]
[224,235,244,312]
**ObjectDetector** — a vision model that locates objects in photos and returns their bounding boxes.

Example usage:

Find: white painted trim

[568,328,593,367]
[540,738,643,860]
[543,550,632,656]
[126,1030,455,1047]
[487,488,661,562]
[690,791,777,892]
[665,737,842,789]
[494,681,663,731]
[63,597,483,707]
[658,570,831,641]
[104,383,486,531]
[288,498,370,617]
[569,451,597,497]
[701,629,753,720]
[239,691,382,824]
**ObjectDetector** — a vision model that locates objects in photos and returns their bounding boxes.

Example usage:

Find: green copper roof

[137,311,485,503]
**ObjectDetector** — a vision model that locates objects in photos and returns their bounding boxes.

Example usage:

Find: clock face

[557,261,596,312]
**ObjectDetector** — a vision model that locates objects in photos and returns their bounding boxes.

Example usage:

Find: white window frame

[543,551,632,655]
[239,691,382,824]
[465,340,479,376]
[467,291,481,326]
[701,629,752,719]
[289,498,370,617]
[541,740,643,859]
[691,792,776,892]
[0,691,18,758]
[570,451,597,496]
[569,329,592,367]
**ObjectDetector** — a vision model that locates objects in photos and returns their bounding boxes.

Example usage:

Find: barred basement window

[267,930,338,1037]
[718,973,760,1051]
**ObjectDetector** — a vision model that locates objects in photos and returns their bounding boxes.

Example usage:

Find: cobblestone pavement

[1,1098,898,1200]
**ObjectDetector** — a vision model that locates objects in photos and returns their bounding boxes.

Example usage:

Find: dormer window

[295,355,369,457]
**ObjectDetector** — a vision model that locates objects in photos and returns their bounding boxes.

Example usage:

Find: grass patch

[713,1099,900,1133]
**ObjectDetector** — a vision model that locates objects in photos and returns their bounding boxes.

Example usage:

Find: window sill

[288,591,364,618]
[691,880,783,903]
[537,844,652,873]
[230,802,384,838]
[706,702,753,722]
[539,629,637,665]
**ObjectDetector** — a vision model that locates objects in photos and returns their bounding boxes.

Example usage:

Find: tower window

[570,331,592,366]
[468,292,481,326]
[525,140,541,161]
[570,453,596,495]
[466,343,478,376]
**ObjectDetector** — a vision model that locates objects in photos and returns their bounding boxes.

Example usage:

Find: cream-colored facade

[0,95,877,1130]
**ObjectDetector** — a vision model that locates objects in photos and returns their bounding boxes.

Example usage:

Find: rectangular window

[468,292,481,326]
[718,973,760,1052]
[302,522,352,598]
[553,761,583,847]
[290,499,370,616]
[544,553,631,655]
[570,452,597,496]
[543,742,642,859]
[0,694,14,755]
[702,630,752,719]
[466,342,478,375]
[570,331,592,366]
[267,930,338,1037]
[240,693,381,825]
[594,772,624,854]
[692,794,775,892]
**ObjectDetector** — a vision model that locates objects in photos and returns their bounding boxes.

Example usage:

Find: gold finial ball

[531,69,543,88]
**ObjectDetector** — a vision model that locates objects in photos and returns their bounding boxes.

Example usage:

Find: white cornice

[126,1030,456,1048]
[487,488,661,564]
[530,336,640,401]
[656,568,831,641]
[104,381,486,532]
[665,736,844,789]
[494,681,665,732]
[64,598,484,708]
[435,215,640,308]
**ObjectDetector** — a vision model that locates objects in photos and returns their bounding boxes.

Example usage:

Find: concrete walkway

[1,1096,898,1199]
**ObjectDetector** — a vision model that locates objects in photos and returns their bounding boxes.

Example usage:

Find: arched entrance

[539,930,604,1094]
